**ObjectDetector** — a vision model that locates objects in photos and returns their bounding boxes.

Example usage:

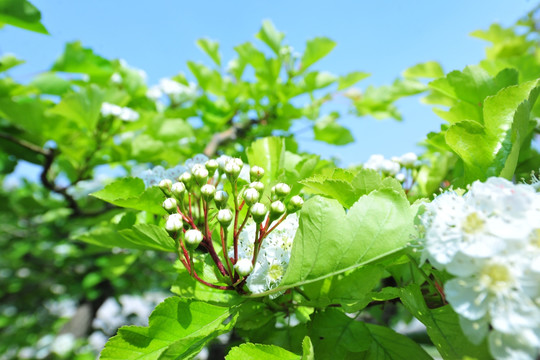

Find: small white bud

[179,172,192,184]
[251,202,267,223]
[274,183,291,197]
[171,182,186,197]
[165,214,183,233]
[217,209,233,226]
[270,200,286,220]
[185,229,204,247]
[159,179,172,190]
[399,152,418,167]
[192,165,209,183]
[205,159,219,173]
[243,188,260,206]
[162,198,178,213]
[232,158,243,168]
[249,181,265,193]
[224,162,241,179]
[396,173,406,183]
[235,258,253,276]
[214,190,229,209]
[250,166,265,181]
[288,195,304,213]
[201,184,216,199]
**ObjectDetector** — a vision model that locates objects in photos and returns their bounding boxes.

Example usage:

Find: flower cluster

[363,152,418,182]
[100,102,140,122]
[420,177,540,360]
[156,155,302,295]
[146,78,198,103]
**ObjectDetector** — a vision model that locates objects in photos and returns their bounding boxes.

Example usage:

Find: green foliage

[101,297,237,360]
[0,0,48,34]
[226,343,301,360]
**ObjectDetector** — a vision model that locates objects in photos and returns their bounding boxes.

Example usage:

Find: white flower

[364,154,400,175]
[100,102,139,121]
[50,334,76,356]
[111,72,122,83]
[396,152,418,167]
[234,214,299,297]
[146,85,163,100]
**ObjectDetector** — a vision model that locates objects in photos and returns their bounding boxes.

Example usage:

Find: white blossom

[100,102,139,121]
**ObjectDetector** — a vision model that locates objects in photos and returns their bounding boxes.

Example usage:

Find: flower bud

[249,181,265,193]
[162,197,178,213]
[185,229,204,247]
[232,157,243,168]
[243,188,260,206]
[274,183,291,198]
[171,182,186,198]
[235,258,253,276]
[398,152,418,167]
[159,179,173,196]
[192,164,209,183]
[179,172,193,189]
[201,184,216,199]
[205,159,219,174]
[165,214,183,234]
[250,166,265,181]
[214,190,229,209]
[270,200,286,221]
[396,173,406,183]
[288,195,304,213]
[251,202,267,223]
[224,162,241,180]
[217,209,233,227]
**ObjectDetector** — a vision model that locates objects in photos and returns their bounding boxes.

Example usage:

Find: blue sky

[1,0,535,170]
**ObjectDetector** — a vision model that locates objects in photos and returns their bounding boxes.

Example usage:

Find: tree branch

[203,118,262,157]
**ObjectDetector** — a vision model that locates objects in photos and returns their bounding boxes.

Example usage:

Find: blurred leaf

[403,61,444,79]
[303,71,337,92]
[0,0,48,34]
[301,337,314,360]
[300,37,336,73]
[256,20,285,55]
[30,72,72,95]
[226,343,300,360]
[48,84,104,130]
[337,71,370,90]
[313,113,353,145]
[119,224,176,252]
[196,38,221,66]
[52,41,113,77]
[0,54,24,72]
[101,297,237,360]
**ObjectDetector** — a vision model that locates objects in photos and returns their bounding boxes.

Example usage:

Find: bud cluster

[155,154,304,295]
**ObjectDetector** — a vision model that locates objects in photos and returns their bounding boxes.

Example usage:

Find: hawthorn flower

[364,154,400,175]
[234,214,299,297]
[100,102,139,121]
[420,177,540,359]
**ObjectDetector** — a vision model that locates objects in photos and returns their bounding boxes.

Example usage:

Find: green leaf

[403,61,444,79]
[196,38,221,66]
[337,71,370,90]
[90,177,166,214]
[300,37,336,73]
[226,343,300,360]
[0,0,48,34]
[256,20,285,55]
[300,168,402,208]
[253,190,413,297]
[52,41,113,77]
[400,284,490,360]
[119,224,176,252]
[445,79,540,183]
[309,309,431,359]
[48,84,104,130]
[30,72,72,95]
[301,337,314,360]
[303,71,337,91]
[313,114,354,145]
[246,137,285,185]
[101,297,236,360]
[0,54,24,72]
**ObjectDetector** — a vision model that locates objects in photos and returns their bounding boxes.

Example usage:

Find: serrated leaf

[256,20,285,55]
[119,224,176,252]
[337,71,370,90]
[196,38,221,66]
[300,37,336,73]
[226,343,300,360]
[0,0,48,34]
[101,297,236,360]
[0,54,24,72]
[253,190,414,297]
[400,284,490,360]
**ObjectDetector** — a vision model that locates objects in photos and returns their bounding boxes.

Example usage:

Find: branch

[203,118,260,157]
[0,131,50,156]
